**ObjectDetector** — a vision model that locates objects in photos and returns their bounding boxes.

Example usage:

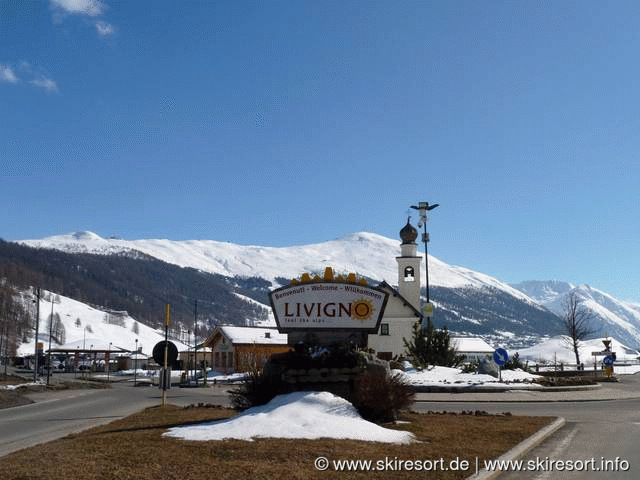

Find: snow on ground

[515,336,640,365]
[0,382,43,390]
[395,366,541,389]
[16,290,188,357]
[164,391,415,444]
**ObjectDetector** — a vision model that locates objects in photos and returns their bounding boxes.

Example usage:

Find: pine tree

[403,319,465,368]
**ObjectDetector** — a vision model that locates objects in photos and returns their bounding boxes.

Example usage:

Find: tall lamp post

[33,288,41,382]
[410,201,439,328]
[46,299,54,386]
[107,342,112,382]
[134,338,138,387]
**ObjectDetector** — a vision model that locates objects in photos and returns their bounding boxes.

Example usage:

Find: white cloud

[29,77,59,93]
[95,21,115,37]
[50,0,115,38]
[50,0,105,17]
[0,65,19,84]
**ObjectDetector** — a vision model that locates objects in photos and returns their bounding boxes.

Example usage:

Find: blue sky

[2,1,640,302]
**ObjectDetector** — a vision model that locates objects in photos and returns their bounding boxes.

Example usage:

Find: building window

[380,323,389,336]
[404,266,415,281]
[214,352,220,368]
[227,352,234,371]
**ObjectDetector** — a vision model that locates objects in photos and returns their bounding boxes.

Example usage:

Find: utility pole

[33,288,40,382]
[162,304,170,406]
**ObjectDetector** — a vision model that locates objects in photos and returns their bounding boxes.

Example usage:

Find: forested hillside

[0,240,271,335]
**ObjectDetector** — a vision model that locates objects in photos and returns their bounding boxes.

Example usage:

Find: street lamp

[46,298,54,386]
[32,288,41,382]
[410,201,439,327]
[107,342,112,382]
[134,339,138,387]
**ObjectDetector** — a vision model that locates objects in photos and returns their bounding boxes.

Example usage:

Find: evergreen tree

[404,319,465,368]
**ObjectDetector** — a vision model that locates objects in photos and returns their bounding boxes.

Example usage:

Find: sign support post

[162,304,170,406]
[493,348,509,382]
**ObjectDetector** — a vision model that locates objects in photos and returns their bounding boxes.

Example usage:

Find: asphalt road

[3,374,640,480]
[0,379,232,458]
[412,374,640,479]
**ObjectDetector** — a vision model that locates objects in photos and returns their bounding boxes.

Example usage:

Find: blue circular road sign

[493,348,509,366]
[603,355,615,366]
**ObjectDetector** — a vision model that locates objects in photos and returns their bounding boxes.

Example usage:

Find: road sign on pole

[493,348,509,366]
[493,348,509,383]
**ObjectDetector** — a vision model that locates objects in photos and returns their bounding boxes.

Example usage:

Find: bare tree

[562,293,597,365]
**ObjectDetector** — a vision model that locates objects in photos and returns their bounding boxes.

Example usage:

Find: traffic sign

[493,348,509,366]
[152,340,178,366]
[603,355,615,366]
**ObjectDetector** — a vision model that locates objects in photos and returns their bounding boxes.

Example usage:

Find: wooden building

[203,326,290,374]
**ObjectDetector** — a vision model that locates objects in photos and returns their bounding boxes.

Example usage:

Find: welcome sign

[269,282,389,333]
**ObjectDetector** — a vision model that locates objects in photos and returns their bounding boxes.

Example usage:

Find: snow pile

[396,366,541,387]
[164,391,415,444]
[0,382,43,391]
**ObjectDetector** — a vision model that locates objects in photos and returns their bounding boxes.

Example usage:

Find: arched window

[404,266,415,281]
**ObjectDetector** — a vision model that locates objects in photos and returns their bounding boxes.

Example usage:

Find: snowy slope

[17,289,188,357]
[16,230,565,342]
[515,336,639,365]
[513,281,640,349]
[21,231,536,304]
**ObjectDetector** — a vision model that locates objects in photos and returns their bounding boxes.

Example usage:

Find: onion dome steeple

[400,217,418,245]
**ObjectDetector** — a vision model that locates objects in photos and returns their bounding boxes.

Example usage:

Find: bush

[460,361,479,373]
[351,369,415,423]
[502,352,528,371]
[229,363,291,410]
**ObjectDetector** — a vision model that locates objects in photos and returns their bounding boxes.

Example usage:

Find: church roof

[377,281,423,319]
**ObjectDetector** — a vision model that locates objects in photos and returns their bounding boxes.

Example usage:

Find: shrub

[352,369,415,423]
[502,352,528,371]
[229,362,290,410]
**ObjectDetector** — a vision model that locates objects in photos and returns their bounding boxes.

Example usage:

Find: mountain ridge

[12,230,640,349]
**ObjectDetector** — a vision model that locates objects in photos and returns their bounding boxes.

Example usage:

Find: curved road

[0,380,231,458]
[412,373,640,479]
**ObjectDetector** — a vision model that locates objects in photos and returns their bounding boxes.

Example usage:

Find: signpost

[269,271,389,347]
[154,304,173,406]
[493,347,509,382]
[603,354,615,378]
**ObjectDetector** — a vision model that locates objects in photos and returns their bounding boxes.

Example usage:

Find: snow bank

[395,366,541,387]
[164,391,415,444]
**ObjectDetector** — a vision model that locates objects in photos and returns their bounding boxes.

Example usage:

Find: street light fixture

[410,202,439,327]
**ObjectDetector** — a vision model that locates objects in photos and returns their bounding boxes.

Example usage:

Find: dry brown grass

[0,405,553,480]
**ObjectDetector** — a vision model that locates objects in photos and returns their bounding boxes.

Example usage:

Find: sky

[2,1,640,302]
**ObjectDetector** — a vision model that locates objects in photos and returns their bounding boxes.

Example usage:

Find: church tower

[396,218,422,311]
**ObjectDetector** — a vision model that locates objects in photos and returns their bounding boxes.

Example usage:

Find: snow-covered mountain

[21,231,533,299]
[18,231,561,344]
[512,281,640,350]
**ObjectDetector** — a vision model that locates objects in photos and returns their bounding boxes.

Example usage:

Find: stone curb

[466,417,566,480]
[411,383,602,393]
